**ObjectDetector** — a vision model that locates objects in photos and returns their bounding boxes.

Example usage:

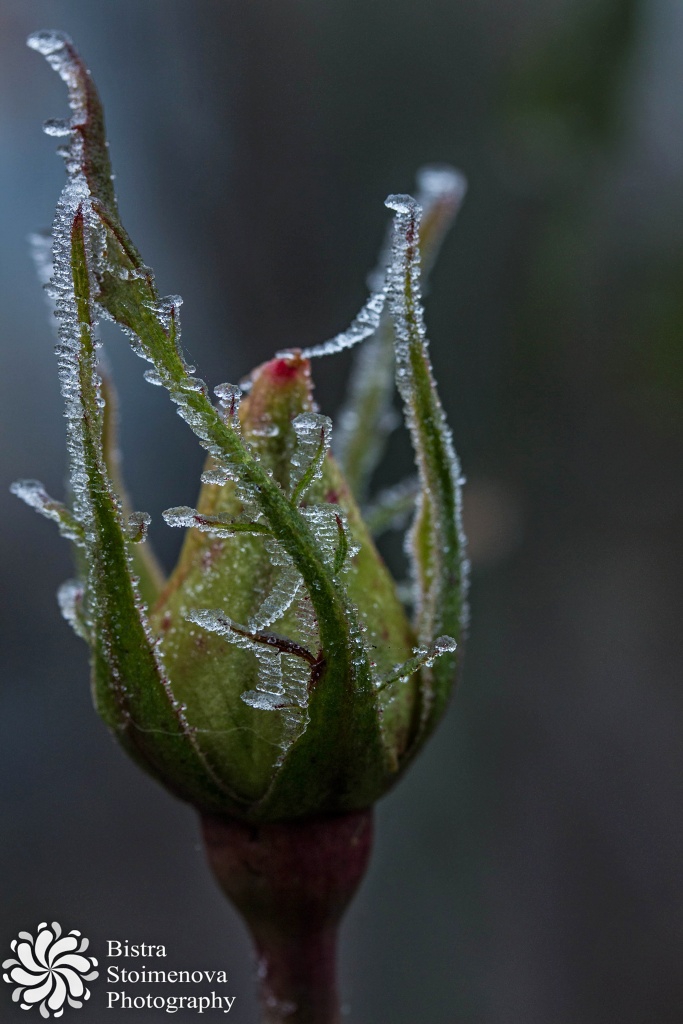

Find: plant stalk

[201,810,373,1024]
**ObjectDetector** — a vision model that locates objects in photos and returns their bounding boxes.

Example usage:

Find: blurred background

[2,1,683,1021]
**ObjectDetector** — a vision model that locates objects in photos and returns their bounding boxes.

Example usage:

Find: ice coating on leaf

[46,178,108,539]
[385,192,466,604]
[251,647,283,699]
[383,190,467,736]
[149,293,183,327]
[10,479,84,545]
[243,645,310,755]
[163,506,269,537]
[27,31,118,213]
[186,610,316,667]
[126,511,151,543]
[294,590,318,647]
[337,167,466,503]
[290,412,332,502]
[138,294,200,383]
[27,33,86,117]
[285,288,386,360]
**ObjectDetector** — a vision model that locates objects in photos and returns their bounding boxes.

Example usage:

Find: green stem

[201,810,373,1024]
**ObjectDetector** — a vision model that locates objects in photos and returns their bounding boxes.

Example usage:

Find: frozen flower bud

[152,352,420,818]
[16,31,468,824]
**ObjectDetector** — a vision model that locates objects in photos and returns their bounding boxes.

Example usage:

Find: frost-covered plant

[15,30,468,1024]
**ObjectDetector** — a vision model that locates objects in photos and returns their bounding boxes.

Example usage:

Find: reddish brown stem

[202,810,373,1024]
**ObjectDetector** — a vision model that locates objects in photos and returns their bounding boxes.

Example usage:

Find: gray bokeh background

[2,1,683,1022]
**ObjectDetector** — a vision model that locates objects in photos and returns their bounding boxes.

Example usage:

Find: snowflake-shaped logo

[3,922,98,1018]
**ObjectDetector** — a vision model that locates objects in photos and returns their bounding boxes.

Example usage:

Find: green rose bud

[15,31,468,825]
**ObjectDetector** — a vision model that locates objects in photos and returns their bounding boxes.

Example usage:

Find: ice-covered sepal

[10,479,84,546]
[163,506,271,537]
[377,636,457,690]
[384,192,467,734]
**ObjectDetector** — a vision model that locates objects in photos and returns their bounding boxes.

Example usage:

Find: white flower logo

[3,922,98,1018]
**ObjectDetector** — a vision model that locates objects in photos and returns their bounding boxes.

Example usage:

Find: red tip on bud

[265,352,306,382]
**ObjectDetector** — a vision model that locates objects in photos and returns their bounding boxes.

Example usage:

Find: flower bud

[152,352,418,818]
[16,31,468,824]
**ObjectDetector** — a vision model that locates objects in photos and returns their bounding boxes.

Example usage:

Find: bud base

[201,810,373,1024]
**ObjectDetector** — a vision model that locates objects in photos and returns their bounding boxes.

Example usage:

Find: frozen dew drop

[126,511,151,543]
[143,367,163,386]
[26,29,71,57]
[385,193,419,217]
[43,117,72,137]
[162,506,199,529]
[214,382,242,407]
[200,468,232,486]
[433,634,457,655]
